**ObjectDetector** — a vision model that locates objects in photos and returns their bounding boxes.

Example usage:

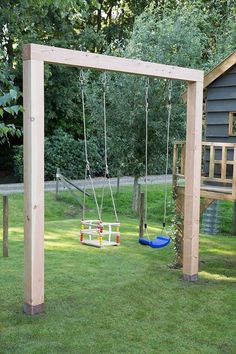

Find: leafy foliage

[1,0,236,181]
[13,128,103,181]
[0,49,22,145]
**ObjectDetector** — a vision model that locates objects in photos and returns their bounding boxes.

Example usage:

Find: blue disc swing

[139,79,172,249]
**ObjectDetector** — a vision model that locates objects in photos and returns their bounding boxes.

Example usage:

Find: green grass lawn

[0,185,236,354]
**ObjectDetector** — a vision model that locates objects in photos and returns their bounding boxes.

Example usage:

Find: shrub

[13,129,103,181]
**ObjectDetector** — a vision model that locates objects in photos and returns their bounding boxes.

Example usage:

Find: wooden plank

[203,142,236,147]
[177,185,234,201]
[208,74,236,88]
[172,144,178,189]
[215,160,233,165]
[176,173,185,178]
[200,198,215,215]
[206,125,229,138]
[207,100,236,112]
[204,50,236,88]
[23,60,45,315]
[176,141,236,148]
[200,190,234,201]
[221,146,227,180]
[174,141,186,145]
[81,240,119,248]
[201,176,232,184]
[232,146,236,199]
[3,195,8,257]
[180,144,186,175]
[209,145,215,178]
[207,86,236,100]
[206,112,229,125]
[23,44,203,83]
[183,81,203,281]
[139,192,145,238]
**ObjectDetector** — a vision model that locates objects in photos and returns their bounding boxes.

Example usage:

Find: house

[204,50,236,145]
[173,51,236,241]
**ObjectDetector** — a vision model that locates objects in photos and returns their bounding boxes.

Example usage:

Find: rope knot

[79,70,85,87]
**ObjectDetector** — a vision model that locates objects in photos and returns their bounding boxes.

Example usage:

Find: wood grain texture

[204,51,236,88]
[23,44,203,82]
[22,43,204,304]
[23,60,44,311]
[139,192,145,238]
[183,81,203,279]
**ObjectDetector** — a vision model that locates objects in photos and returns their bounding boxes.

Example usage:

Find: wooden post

[233,202,236,236]
[180,143,186,175]
[56,168,60,199]
[116,173,120,196]
[221,146,227,180]
[22,43,204,313]
[209,144,215,178]
[137,183,141,216]
[232,146,236,199]
[23,59,45,315]
[139,192,145,238]
[3,195,8,257]
[172,144,178,191]
[183,81,203,282]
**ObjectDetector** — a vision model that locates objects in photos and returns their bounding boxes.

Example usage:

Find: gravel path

[0,175,172,194]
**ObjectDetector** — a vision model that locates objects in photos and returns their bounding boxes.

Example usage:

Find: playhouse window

[229,112,236,136]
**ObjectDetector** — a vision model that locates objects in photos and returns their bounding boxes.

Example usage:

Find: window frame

[228,111,236,136]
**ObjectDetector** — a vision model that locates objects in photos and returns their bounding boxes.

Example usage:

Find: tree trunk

[132,176,139,213]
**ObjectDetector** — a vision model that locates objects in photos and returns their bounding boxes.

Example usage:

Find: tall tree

[93,5,209,208]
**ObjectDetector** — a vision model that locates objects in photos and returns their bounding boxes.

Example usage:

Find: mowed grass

[0,185,236,354]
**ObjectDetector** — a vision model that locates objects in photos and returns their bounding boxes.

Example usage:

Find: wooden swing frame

[23,43,204,314]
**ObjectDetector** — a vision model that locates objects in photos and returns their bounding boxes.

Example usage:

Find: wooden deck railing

[173,141,236,199]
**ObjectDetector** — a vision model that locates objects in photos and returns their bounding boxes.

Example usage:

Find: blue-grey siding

[205,64,236,177]
[206,64,236,142]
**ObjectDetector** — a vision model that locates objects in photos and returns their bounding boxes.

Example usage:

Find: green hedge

[13,129,103,181]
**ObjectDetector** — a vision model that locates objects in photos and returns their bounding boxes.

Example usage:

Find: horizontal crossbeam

[23,44,203,83]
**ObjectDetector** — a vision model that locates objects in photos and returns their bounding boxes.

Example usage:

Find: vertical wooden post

[23,59,45,315]
[137,183,141,216]
[180,143,186,175]
[221,146,227,180]
[56,168,60,199]
[183,80,203,282]
[116,173,120,196]
[209,144,215,178]
[233,202,236,236]
[232,146,236,199]
[172,144,178,191]
[3,195,9,257]
[233,146,236,234]
[139,192,145,238]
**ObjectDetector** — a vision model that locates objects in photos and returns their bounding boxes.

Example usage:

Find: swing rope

[139,78,172,248]
[144,78,172,235]
[162,80,172,231]
[80,70,101,221]
[144,77,150,239]
[100,73,119,222]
